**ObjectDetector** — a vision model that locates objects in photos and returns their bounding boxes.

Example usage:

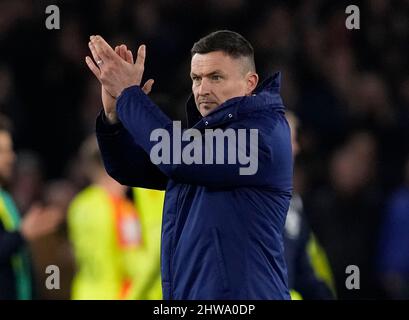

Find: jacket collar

[185,72,283,129]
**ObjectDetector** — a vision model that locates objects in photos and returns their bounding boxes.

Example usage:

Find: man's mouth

[199,101,216,106]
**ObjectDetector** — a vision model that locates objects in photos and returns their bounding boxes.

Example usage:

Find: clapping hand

[85,35,154,124]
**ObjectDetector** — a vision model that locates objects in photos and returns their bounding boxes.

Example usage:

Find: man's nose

[198,78,210,95]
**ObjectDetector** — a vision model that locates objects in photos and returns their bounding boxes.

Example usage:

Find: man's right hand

[20,204,64,241]
[86,42,154,124]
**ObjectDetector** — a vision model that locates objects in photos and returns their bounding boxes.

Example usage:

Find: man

[284,112,335,299]
[86,30,293,299]
[0,115,63,300]
[68,135,142,300]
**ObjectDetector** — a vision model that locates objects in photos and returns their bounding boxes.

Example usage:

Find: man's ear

[246,72,259,95]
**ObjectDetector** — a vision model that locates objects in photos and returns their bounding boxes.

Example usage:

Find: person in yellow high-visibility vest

[68,135,141,300]
[129,188,164,300]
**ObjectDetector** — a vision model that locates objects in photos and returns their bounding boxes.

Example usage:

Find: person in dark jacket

[86,30,293,299]
[284,112,335,299]
[0,115,63,300]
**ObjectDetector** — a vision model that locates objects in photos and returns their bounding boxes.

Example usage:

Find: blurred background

[0,0,409,299]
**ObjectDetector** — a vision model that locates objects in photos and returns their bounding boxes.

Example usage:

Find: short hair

[191,30,256,72]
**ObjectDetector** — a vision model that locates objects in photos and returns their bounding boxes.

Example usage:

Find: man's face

[0,131,15,184]
[190,51,258,117]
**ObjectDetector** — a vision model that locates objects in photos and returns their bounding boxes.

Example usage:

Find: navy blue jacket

[96,72,293,299]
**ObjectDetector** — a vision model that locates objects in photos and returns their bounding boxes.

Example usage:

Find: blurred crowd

[0,0,409,299]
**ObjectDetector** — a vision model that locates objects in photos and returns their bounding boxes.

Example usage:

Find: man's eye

[211,75,221,81]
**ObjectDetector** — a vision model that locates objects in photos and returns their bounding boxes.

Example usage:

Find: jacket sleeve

[96,111,168,190]
[116,86,284,188]
[0,222,25,264]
